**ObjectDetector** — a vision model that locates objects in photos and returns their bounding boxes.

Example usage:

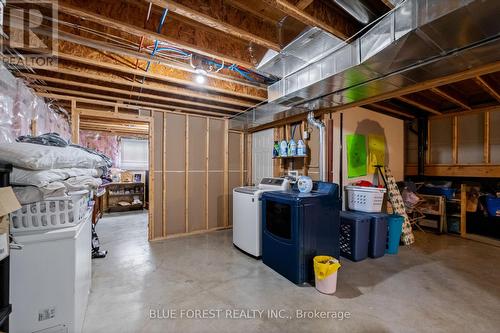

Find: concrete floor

[83,211,500,333]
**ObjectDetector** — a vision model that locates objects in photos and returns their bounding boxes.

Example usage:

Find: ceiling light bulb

[195,74,206,84]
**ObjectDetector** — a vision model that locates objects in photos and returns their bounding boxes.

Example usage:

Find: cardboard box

[0,187,21,261]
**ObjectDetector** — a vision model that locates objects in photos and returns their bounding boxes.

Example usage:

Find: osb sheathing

[58,0,266,68]
[55,38,267,99]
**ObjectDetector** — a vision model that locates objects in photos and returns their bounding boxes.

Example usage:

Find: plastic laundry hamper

[314,256,341,295]
[10,190,89,233]
[339,211,371,261]
[345,186,387,213]
[386,215,404,254]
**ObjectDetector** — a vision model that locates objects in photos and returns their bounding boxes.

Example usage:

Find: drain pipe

[307,112,326,181]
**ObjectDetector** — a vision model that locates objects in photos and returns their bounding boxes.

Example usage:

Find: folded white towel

[11,167,101,187]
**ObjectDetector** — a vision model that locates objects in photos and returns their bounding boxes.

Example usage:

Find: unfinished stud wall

[273,120,320,179]
[150,112,246,240]
[405,108,500,177]
[228,130,246,226]
[429,117,453,164]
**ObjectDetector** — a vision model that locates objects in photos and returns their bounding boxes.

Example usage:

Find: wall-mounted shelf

[273,155,307,160]
[108,192,144,197]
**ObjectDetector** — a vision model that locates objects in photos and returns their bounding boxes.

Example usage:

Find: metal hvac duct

[307,112,326,181]
[333,0,375,25]
[230,0,500,131]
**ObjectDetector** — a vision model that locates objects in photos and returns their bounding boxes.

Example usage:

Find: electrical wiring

[5,2,271,84]
[145,8,169,72]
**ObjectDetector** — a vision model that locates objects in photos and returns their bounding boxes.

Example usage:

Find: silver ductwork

[307,112,326,182]
[257,27,344,79]
[230,0,500,130]
[333,0,375,24]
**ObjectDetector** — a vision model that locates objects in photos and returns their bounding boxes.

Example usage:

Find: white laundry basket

[345,186,387,213]
[10,190,89,233]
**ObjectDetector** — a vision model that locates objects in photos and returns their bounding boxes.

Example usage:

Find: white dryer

[233,177,290,258]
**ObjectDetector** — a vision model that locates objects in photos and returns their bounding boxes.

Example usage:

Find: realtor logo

[1,0,58,67]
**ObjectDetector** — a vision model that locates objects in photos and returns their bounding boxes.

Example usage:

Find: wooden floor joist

[146,0,281,51]
[5,54,265,105]
[16,70,253,110]
[38,93,235,117]
[430,87,471,110]
[475,76,500,103]
[26,77,244,113]
[396,96,442,115]
[369,103,416,119]
[261,0,350,39]
[51,1,255,69]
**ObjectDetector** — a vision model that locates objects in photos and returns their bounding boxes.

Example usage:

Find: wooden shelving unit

[273,155,307,160]
[105,182,145,213]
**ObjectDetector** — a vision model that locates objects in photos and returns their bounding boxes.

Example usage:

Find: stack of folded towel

[0,133,111,204]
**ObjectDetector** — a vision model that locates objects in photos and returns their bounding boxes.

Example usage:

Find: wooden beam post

[460,184,467,237]
[205,118,210,230]
[163,113,167,238]
[452,116,458,164]
[71,99,79,144]
[484,111,490,164]
[149,115,155,240]
[185,115,190,233]
[223,118,229,227]
[240,133,245,186]
[30,118,37,136]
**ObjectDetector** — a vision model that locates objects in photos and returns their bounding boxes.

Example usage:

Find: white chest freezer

[10,210,92,333]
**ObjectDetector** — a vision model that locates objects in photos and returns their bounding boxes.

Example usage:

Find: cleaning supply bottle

[273,141,279,158]
[279,140,288,157]
[289,138,297,156]
[297,139,306,156]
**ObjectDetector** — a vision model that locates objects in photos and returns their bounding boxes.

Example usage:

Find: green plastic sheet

[346,134,367,178]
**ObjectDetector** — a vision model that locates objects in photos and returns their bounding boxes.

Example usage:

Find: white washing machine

[233,178,290,258]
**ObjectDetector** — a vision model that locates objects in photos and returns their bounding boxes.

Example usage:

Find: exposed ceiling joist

[51,52,265,100]
[79,121,149,135]
[295,0,315,10]
[428,104,500,119]
[77,107,152,123]
[39,93,232,117]
[430,87,471,110]
[369,103,416,119]
[475,76,500,103]
[16,68,258,109]
[380,0,395,9]
[7,62,262,105]
[261,0,350,39]
[37,92,235,116]
[396,96,442,115]
[30,84,241,115]
[146,0,281,51]
[48,32,265,98]
[53,1,255,68]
